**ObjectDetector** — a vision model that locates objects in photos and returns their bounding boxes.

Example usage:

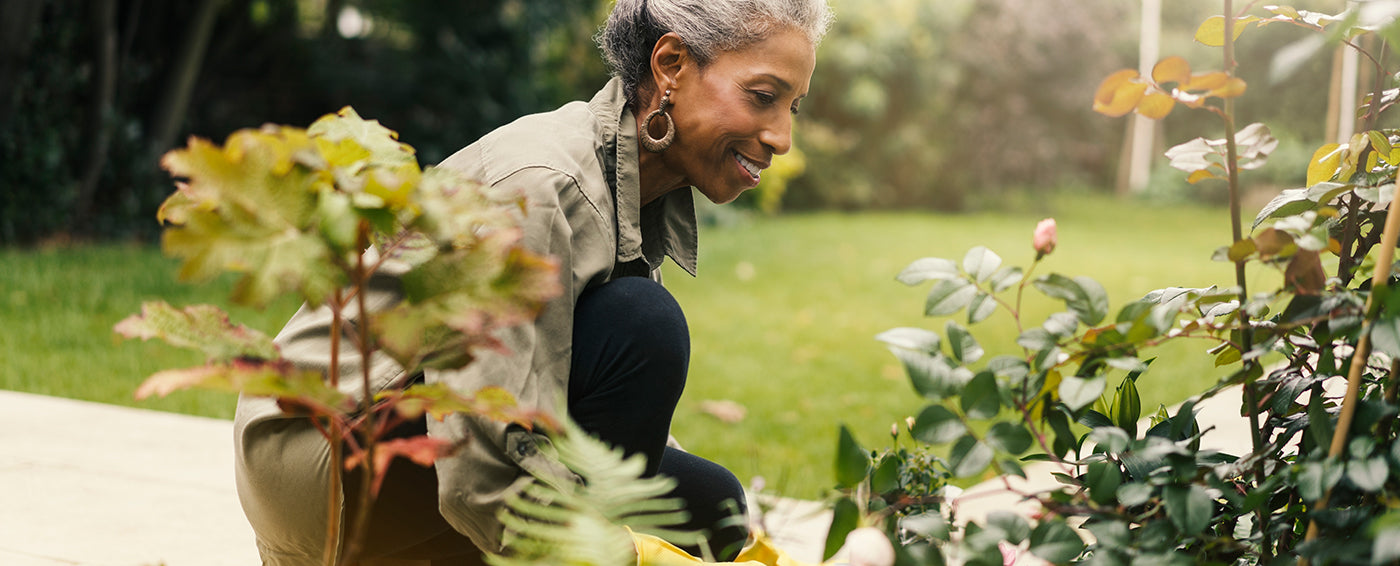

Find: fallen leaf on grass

[700,399,747,423]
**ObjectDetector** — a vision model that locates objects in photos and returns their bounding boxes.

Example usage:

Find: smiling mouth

[734,151,764,183]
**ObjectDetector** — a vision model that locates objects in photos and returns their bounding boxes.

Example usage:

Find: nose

[759,113,792,156]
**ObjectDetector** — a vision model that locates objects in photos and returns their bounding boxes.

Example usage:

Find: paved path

[1,382,1280,565]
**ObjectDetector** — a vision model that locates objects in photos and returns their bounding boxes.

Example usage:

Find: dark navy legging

[568,276,749,560]
[345,277,748,563]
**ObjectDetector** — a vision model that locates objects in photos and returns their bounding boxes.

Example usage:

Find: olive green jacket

[233,78,699,558]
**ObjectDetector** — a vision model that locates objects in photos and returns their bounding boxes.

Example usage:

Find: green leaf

[913,405,966,444]
[961,371,1001,420]
[990,266,1024,293]
[1347,457,1389,492]
[1164,485,1214,535]
[1117,482,1153,507]
[1034,274,1108,325]
[945,321,984,364]
[875,327,942,354]
[963,246,1002,283]
[889,348,960,400]
[1307,392,1334,449]
[115,302,279,361]
[824,498,860,561]
[1059,376,1107,411]
[1085,461,1123,505]
[308,106,417,169]
[871,454,902,494]
[968,292,998,324]
[948,434,994,478]
[900,512,950,542]
[1028,520,1085,563]
[925,278,978,316]
[1042,312,1080,338]
[1372,317,1400,359]
[985,511,1031,544]
[835,424,870,488]
[897,257,960,285]
[1297,460,1344,502]
[1088,427,1131,454]
[1017,328,1059,351]
[984,422,1033,455]
[1371,510,1400,564]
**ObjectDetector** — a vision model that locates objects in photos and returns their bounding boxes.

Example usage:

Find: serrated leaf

[308,106,416,169]
[134,358,331,402]
[962,246,1002,283]
[1059,376,1107,411]
[967,292,998,324]
[875,327,942,354]
[945,321,984,364]
[913,404,966,444]
[890,348,959,400]
[989,266,1023,293]
[1253,188,1314,228]
[961,371,1000,420]
[925,278,978,317]
[897,257,960,285]
[115,302,279,361]
[835,424,870,488]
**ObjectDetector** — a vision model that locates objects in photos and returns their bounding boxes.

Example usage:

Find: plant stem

[322,288,346,566]
[340,222,379,566]
[1221,2,1272,560]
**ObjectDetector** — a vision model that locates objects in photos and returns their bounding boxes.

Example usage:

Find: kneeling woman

[233,0,832,563]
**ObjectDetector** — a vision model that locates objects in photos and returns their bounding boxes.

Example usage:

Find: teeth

[736,152,761,178]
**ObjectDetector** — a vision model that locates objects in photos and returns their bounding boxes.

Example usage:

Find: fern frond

[488,417,701,566]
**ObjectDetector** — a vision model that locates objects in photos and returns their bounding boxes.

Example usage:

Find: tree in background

[0,0,605,245]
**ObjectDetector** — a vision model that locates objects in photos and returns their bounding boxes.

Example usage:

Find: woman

[233,0,833,563]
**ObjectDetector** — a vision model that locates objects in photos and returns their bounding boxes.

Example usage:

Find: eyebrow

[756,72,807,102]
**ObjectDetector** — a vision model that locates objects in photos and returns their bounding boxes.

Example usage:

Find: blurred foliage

[0,0,1374,242]
[0,0,606,245]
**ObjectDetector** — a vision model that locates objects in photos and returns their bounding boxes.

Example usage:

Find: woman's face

[664,26,817,205]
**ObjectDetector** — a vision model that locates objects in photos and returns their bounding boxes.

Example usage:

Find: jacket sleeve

[425,164,612,552]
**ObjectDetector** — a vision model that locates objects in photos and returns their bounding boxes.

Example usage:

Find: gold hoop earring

[640,89,675,153]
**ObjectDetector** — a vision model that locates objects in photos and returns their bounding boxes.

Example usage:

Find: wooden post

[1126,0,1161,193]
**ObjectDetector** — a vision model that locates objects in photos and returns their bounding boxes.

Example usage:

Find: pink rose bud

[905,416,916,432]
[891,423,900,438]
[1033,218,1057,258]
[845,527,896,566]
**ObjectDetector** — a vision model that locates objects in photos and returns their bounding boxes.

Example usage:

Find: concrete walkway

[0,382,1276,565]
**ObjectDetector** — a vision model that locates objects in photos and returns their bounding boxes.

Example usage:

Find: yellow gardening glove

[630,528,824,566]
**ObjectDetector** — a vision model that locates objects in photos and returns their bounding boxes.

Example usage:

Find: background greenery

[1,194,1281,497]
[0,0,1364,244]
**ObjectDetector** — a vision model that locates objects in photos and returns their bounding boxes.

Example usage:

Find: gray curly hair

[597,0,834,105]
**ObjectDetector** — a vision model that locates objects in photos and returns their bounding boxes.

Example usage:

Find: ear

[648,32,688,94]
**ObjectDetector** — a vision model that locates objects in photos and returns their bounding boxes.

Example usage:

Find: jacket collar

[590,78,699,277]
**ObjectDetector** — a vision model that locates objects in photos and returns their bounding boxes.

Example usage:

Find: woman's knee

[576,277,688,351]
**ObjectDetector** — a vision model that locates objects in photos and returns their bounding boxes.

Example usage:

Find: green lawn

[0,193,1273,498]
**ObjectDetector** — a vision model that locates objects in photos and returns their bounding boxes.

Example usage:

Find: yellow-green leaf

[1136,91,1175,119]
[1254,228,1294,257]
[1186,169,1220,184]
[1152,56,1191,85]
[1184,71,1230,92]
[1195,15,1251,46]
[1228,238,1256,261]
[1093,70,1145,117]
[1307,143,1343,186]
[1208,77,1248,99]
[1369,131,1393,157]
[115,301,279,361]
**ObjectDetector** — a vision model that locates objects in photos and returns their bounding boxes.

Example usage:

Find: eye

[790,103,801,116]
[750,90,777,106]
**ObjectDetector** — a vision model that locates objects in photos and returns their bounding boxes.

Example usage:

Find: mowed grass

[0,193,1277,498]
